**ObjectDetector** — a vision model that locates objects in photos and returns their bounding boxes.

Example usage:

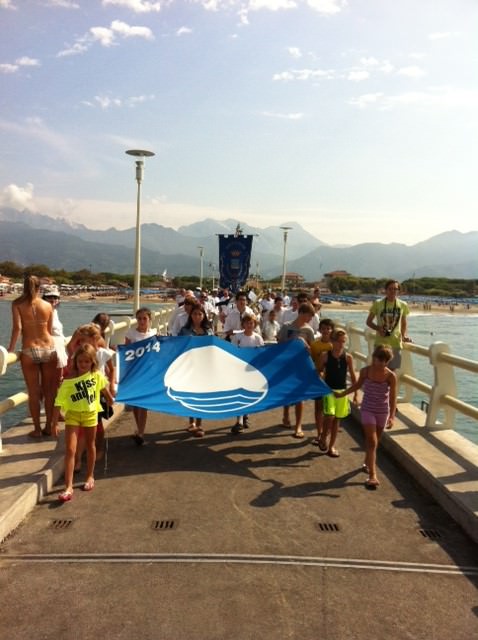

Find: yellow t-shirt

[55,371,107,415]
[310,339,332,373]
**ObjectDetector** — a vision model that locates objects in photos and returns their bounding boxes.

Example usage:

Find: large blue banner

[116,335,330,418]
[218,234,253,293]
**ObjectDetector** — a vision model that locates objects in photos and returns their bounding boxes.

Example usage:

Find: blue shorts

[322,391,350,419]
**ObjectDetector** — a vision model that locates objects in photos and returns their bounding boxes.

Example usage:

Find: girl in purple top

[336,345,396,488]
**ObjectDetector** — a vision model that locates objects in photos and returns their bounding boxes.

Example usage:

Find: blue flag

[116,335,331,418]
[218,234,253,293]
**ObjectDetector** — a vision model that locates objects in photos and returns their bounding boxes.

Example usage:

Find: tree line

[0,261,476,298]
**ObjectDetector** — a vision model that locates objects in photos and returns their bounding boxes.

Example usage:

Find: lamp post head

[126,149,155,183]
[125,149,155,158]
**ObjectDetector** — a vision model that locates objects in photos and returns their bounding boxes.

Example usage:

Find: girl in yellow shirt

[52,344,114,502]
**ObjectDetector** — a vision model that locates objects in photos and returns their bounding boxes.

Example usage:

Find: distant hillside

[284,231,478,280]
[0,221,198,275]
[0,207,476,279]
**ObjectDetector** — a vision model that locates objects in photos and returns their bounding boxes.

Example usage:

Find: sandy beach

[57,294,478,315]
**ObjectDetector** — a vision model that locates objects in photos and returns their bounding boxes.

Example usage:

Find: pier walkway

[1,404,477,639]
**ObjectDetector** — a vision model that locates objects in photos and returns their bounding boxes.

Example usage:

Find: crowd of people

[7,276,411,500]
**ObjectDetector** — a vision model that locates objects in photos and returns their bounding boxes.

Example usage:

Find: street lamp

[198,246,204,289]
[125,149,155,313]
[208,262,217,290]
[280,226,292,295]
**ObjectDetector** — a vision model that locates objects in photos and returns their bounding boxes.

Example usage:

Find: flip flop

[187,424,198,433]
[311,438,320,446]
[327,448,340,457]
[193,428,205,438]
[27,430,43,439]
[293,431,305,439]
[318,441,328,452]
[83,480,95,492]
[58,490,73,502]
[132,433,144,446]
[365,478,380,489]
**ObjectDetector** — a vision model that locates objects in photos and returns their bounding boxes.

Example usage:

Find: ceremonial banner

[218,234,253,292]
[116,335,330,418]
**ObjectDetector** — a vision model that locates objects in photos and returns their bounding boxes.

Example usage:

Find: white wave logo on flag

[164,345,268,413]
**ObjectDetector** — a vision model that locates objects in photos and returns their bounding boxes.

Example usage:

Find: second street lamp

[280,226,292,295]
[198,246,204,289]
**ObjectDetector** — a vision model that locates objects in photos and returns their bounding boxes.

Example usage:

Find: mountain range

[0,207,476,280]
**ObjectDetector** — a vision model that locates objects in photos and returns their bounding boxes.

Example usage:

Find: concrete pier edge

[351,401,478,544]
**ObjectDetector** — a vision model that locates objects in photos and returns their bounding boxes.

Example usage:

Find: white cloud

[0,56,40,73]
[111,19,154,39]
[176,26,193,36]
[428,31,461,40]
[102,0,161,12]
[58,20,153,56]
[44,0,79,7]
[273,67,335,81]
[359,57,379,67]
[306,0,346,14]
[95,95,123,109]
[380,60,394,74]
[398,65,426,78]
[0,116,75,157]
[287,46,302,59]
[83,94,155,109]
[262,111,304,119]
[0,0,16,8]
[15,56,40,66]
[348,92,384,108]
[90,26,117,47]
[1,183,36,211]
[57,40,89,57]
[349,86,478,110]
[0,63,18,73]
[347,70,369,82]
[248,0,297,10]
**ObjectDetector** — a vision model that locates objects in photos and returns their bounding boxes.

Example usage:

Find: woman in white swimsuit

[8,274,58,438]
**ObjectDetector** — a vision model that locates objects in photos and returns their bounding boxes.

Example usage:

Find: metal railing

[0,307,174,452]
[345,322,478,429]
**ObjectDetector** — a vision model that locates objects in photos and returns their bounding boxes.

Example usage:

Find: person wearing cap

[42,285,65,359]
[42,285,68,430]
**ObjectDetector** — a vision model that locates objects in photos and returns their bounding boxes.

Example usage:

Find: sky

[1,0,477,247]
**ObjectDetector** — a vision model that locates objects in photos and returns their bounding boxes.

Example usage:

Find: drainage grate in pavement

[317,522,340,532]
[151,520,178,531]
[418,528,442,540]
[50,519,74,531]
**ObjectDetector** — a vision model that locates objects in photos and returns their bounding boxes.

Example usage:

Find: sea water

[0,300,477,444]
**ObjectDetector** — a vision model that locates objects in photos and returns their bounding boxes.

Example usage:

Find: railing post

[109,316,133,348]
[345,321,362,371]
[398,346,415,403]
[0,346,7,452]
[427,342,457,429]
[363,328,376,365]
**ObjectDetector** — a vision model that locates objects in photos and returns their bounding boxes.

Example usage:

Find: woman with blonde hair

[7,274,57,438]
